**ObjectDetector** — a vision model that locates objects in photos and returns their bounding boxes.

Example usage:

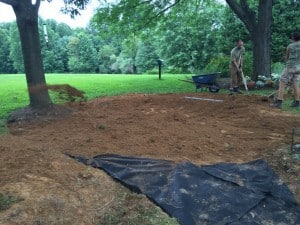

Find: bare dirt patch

[1,93,300,224]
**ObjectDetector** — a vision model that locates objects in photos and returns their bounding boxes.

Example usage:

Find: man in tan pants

[271,32,300,109]
[229,39,245,94]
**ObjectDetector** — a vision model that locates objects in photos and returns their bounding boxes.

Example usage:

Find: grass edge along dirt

[0,73,300,134]
[0,73,194,134]
[0,74,184,224]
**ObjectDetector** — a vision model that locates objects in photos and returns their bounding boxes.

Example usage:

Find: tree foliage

[0,26,15,73]
[0,0,299,82]
[272,0,300,63]
[7,23,24,73]
[67,32,98,72]
[135,38,158,73]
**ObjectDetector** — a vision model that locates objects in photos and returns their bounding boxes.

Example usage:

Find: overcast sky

[0,0,226,28]
[0,0,99,28]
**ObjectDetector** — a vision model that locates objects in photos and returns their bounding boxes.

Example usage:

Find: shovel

[240,69,248,91]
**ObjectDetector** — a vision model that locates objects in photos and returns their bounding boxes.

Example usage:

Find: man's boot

[290,100,300,107]
[233,86,242,94]
[271,99,283,109]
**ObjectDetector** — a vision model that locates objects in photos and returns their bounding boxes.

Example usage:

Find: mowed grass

[0,73,195,132]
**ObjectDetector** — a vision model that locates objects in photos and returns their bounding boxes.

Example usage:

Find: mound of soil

[0,93,300,224]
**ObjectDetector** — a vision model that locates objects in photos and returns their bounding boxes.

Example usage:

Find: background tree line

[0,0,299,79]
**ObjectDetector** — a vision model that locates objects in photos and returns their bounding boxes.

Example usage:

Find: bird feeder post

[157,59,163,80]
[43,23,49,46]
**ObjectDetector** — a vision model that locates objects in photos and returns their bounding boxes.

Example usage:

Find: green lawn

[0,73,195,129]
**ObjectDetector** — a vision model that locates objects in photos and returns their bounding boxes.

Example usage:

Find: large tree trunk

[251,0,273,81]
[226,0,273,81]
[12,0,52,108]
[252,27,271,81]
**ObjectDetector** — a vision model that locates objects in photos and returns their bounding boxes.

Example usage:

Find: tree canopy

[0,0,300,80]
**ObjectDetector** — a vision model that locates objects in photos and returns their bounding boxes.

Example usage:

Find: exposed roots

[7,104,72,124]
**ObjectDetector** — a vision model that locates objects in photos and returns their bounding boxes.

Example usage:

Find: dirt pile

[0,93,299,224]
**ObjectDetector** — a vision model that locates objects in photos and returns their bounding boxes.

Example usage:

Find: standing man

[229,39,245,94]
[272,31,300,108]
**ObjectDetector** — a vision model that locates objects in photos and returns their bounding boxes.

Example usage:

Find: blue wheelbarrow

[180,72,221,93]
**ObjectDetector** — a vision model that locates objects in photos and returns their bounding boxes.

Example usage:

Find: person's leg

[237,70,243,86]
[291,78,300,107]
[270,81,285,108]
[229,66,237,93]
[230,68,242,93]
[278,68,292,101]
[271,68,288,108]
[277,81,286,101]
[234,70,243,93]
[293,80,300,101]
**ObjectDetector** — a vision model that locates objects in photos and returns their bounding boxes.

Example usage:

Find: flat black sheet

[70,154,300,225]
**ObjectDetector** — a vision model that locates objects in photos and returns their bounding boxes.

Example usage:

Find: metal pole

[43,23,49,45]
[158,64,161,80]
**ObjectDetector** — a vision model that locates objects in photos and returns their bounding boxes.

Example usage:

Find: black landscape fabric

[70,154,300,225]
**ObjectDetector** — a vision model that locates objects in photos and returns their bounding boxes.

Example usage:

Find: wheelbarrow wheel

[209,84,220,93]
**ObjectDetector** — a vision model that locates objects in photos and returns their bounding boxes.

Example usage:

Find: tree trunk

[226,0,273,81]
[252,27,271,81]
[12,0,52,109]
[251,0,273,81]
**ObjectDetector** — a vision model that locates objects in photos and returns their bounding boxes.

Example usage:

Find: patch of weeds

[98,188,179,225]
[0,193,24,211]
[30,197,78,225]
[126,206,179,225]
[76,168,96,187]
[98,124,106,130]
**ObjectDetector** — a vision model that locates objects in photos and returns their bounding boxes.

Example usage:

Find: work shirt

[230,46,245,68]
[286,41,300,68]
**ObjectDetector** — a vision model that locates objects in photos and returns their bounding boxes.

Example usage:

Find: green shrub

[163,66,185,74]
[145,67,160,74]
[271,62,285,74]
[202,53,253,79]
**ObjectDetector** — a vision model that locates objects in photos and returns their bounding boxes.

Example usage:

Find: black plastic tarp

[70,154,300,225]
